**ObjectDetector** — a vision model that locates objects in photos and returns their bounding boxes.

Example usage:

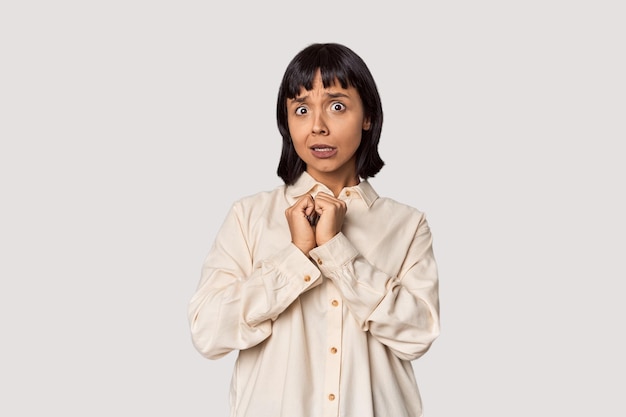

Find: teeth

[313,147,333,151]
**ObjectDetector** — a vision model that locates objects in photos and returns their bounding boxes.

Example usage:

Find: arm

[308,215,440,361]
[188,202,322,360]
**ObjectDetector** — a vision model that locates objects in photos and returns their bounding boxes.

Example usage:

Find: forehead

[285,66,355,99]
[294,75,341,95]
[291,70,359,100]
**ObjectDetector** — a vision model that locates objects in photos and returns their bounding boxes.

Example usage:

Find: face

[287,70,371,185]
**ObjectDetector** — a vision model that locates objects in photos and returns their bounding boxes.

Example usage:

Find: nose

[311,112,328,135]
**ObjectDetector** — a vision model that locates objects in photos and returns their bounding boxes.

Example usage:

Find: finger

[286,194,315,218]
[303,194,316,217]
[314,193,346,214]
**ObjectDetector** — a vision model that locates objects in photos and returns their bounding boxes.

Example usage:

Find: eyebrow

[290,92,351,104]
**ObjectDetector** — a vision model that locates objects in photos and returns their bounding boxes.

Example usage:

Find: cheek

[288,119,306,141]
[346,122,365,145]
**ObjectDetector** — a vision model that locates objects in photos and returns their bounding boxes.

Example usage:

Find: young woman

[188,43,440,417]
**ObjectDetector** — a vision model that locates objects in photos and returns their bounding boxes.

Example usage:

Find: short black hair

[276,43,384,185]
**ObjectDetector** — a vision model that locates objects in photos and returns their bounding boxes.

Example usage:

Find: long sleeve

[308,215,439,361]
[189,175,441,417]
[188,201,322,360]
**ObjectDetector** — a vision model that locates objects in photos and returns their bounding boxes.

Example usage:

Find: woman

[188,42,440,417]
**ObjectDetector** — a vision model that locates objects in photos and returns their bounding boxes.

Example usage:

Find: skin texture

[284,70,371,256]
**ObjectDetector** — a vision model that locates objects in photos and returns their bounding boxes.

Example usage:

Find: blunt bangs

[283,47,357,99]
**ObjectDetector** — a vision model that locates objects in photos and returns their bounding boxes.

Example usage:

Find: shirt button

[328,394,335,401]
[345,190,351,196]
[330,347,337,354]
[317,258,323,265]
[331,299,339,307]
[304,275,311,282]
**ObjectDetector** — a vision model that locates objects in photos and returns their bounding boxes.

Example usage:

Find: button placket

[323,281,342,416]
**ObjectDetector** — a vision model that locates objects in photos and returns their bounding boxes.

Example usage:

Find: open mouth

[310,146,337,159]
[309,144,337,159]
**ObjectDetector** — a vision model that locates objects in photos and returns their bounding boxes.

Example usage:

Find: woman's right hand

[285,194,317,256]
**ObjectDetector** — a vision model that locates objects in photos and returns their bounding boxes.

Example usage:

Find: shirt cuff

[263,243,323,293]
[308,233,358,275]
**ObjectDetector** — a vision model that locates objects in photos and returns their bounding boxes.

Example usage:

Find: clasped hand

[285,192,347,256]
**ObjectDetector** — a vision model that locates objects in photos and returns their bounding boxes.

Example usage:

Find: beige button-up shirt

[189,172,440,417]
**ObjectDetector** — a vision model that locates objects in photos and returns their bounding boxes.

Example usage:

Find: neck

[307,171,360,197]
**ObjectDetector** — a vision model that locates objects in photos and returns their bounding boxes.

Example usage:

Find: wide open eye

[295,106,308,115]
[331,102,346,112]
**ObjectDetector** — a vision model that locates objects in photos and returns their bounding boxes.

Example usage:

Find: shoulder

[358,180,430,227]
[230,183,288,214]
[373,195,425,218]
[370,195,431,234]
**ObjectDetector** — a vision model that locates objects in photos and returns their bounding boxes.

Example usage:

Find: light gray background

[1,1,624,416]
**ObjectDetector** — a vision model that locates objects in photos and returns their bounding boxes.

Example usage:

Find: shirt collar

[285,171,379,208]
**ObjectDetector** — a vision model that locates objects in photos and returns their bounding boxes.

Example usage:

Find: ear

[362,117,371,131]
